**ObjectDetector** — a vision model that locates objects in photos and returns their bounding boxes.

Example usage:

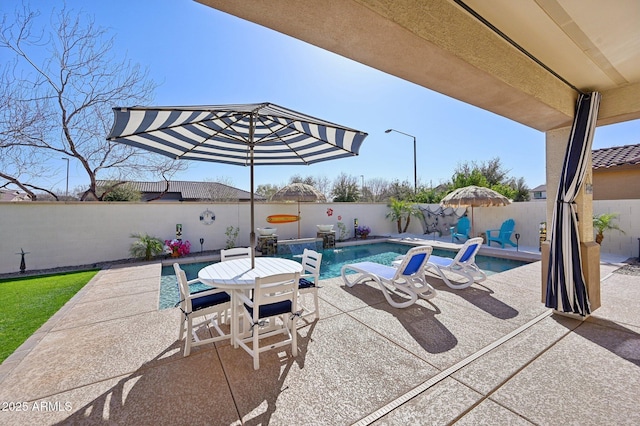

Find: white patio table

[198,257,303,347]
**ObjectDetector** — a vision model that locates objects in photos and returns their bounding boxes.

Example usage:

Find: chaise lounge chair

[450,216,471,242]
[341,245,436,308]
[486,219,517,248]
[424,237,486,289]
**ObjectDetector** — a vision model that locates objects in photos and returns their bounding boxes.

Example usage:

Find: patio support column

[541,127,601,312]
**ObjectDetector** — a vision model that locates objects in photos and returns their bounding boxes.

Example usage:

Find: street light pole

[61,157,69,198]
[385,129,417,194]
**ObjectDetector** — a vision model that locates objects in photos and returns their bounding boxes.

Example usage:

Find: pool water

[159,242,529,310]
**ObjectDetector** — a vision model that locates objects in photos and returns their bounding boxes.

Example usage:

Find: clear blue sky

[5,0,640,193]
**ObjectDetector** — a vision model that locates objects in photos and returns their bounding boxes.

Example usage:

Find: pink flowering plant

[165,239,191,256]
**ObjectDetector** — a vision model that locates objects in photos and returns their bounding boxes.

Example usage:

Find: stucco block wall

[1,200,638,275]
[593,168,640,200]
[0,202,393,274]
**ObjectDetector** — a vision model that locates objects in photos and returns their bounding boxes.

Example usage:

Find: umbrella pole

[297,200,301,239]
[249,118,256,268]
[471,206,475,238]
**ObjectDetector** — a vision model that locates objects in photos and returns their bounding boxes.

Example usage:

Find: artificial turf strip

[0,270,98,363]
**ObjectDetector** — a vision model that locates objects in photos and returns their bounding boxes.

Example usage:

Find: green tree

[510,177,531,201]
[452,168,488,188]
[331,173,360,202]
[288,174,316,186]
[100,182,141,201]
[415,186,449,203]
[256,183,280,200]
[386,179,414,202]
[451,158,530,201]
[386,197,423,233]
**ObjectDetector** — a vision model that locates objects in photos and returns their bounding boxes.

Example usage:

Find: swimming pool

[159,242,529,310]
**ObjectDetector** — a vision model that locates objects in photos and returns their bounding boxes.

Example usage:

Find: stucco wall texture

[1,200,638,275]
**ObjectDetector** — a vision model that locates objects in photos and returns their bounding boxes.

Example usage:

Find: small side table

[317,231,336,249]
[257,235,278,255]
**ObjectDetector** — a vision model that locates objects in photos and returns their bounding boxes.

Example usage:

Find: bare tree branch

[0,4,185,200]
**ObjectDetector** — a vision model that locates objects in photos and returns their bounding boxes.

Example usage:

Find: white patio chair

[236,272,300,370]
[424,237,487,289]
[341,245,436,308]
[220,246,252,261]
[174,263,231,356]
[298,248,322,319]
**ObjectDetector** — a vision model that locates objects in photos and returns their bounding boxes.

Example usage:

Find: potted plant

[129,233,165,261]
[593,213,624,244]
[165,239,191,257]
[356,225,371,239]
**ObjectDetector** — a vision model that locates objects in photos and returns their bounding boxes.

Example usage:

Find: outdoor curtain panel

[545,92,601,316]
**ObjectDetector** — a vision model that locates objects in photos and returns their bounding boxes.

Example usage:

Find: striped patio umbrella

[107,102,368,267]
[545,92,601,316]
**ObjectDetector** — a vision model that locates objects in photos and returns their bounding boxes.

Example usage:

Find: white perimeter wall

[1,200,638,275]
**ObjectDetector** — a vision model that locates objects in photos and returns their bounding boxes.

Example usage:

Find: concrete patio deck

[1,248,639,425]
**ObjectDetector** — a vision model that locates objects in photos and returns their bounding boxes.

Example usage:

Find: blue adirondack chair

[450,216,471,242]
[486,219,517,248]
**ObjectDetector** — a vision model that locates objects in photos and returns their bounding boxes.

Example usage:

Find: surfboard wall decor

[267,214,300,224]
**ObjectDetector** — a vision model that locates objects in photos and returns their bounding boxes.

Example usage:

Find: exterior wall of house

[593,167,640,200]
[1,200,638,275]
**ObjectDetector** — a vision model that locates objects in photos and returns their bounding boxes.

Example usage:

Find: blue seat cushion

[298,278,316,289]
[191,290,230,311]
[245,300,292,319]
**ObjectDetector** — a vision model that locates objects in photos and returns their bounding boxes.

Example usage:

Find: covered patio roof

[196,0,640,131]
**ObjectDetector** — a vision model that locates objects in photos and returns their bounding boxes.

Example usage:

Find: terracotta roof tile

[592,144,640,169]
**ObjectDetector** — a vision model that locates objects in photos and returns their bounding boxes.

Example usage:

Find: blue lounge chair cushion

[425,237,486,289]
[341,246,436,309]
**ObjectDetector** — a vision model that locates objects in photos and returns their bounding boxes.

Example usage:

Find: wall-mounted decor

[199,209,215,225]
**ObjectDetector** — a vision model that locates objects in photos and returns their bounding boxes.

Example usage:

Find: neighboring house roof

[96,180,265,202]
[592,144,640,169]
[530,184,546,192]
[0,190,31,202]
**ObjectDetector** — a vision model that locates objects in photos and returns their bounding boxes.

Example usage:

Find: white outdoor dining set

[173,238,487,370]
[173,247,322,370]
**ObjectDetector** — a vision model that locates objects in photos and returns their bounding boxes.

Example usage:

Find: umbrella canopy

[440,185,511,236]
[270,183,327,238]
[270,183,326,203]
[107,102,368,266]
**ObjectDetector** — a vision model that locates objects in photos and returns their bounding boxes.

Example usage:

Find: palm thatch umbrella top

[440,185,511,236]
[270,183,326,202]
[440,185,511,207]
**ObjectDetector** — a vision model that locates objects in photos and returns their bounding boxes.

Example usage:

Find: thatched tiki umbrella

[270,183,326,238]
[440,185,511,237]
